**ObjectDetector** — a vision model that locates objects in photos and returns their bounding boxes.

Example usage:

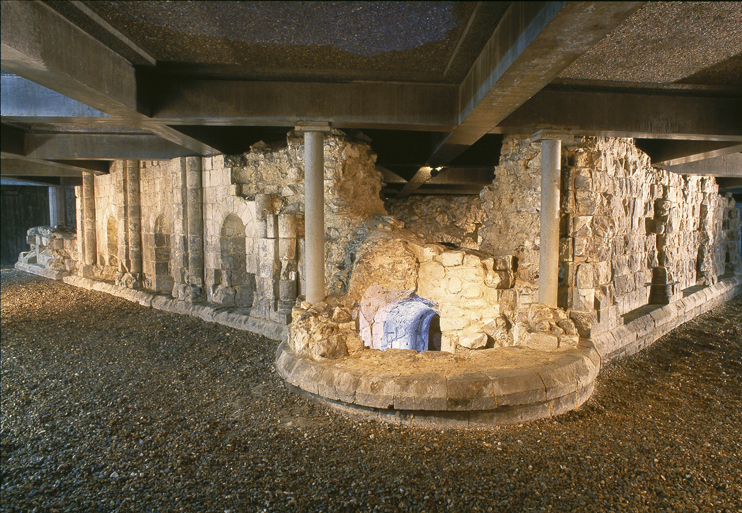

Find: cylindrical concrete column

[303,130,326,304]
[48,186,66,228]
[126,160,142,274]
[185,156,204,287]
[539,138,561,308]
[82,171,97,266]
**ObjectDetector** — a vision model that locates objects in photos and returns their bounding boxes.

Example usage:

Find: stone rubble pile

[287,218,580,360]
[19,226,78,273]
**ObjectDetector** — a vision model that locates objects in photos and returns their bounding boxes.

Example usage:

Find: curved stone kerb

[275,341,600,425]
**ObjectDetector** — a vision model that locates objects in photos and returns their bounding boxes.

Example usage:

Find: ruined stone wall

[229,131,386,296]
[92,166,119,279]
[478,137,542,304]
[17,226,78,273]
[139,160,175,293]
[386,196,485,248]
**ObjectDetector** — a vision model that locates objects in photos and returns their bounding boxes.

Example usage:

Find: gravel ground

[2,268,741,512]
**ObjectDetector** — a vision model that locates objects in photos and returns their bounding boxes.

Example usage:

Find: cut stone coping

[275,341,600,429]
[14,262,288,341]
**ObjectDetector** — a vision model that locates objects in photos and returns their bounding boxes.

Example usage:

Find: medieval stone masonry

[17,132,742,425]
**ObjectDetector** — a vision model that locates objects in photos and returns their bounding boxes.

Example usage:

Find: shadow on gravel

[2,269,741,512]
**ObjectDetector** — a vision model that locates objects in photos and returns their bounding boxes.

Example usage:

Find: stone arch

[106,216,118,267]
[213,214,254,305]
[150,214,173,292]
[374,296,441,352]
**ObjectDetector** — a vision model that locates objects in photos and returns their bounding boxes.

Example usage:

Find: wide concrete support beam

[1,73,108,118]
[1,1,218,155]
[428,1,643,167]
[153,79,457,132]
[539,138,561,308]
[0,156,106,176]
[300,125,330,304]
[646,141,742,167]
[24,133,198,160]
[0,123,25,155]
[494,88,742,141]
[663,153,742,177]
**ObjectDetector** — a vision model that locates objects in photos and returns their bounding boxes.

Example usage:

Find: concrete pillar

[539,138,561,308]
[48,186,66,228]
[185,156,204,288]
[126,160,142,274]
[82,171,97,266]
[302,128,326,304]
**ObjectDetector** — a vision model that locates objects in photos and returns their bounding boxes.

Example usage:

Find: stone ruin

[288,219,580,362]
[16,131,742,425]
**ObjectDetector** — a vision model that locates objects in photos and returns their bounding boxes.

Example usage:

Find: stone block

[265,214,279,239]
[439,250,465,267]
[493,255,514,272]
[394,373,448,410]
[355,373,397,409]
[446,372,495,411]
[484,370,546,407]
[278,238,296,260]
[575,263,595,288]
[573,288,595,311]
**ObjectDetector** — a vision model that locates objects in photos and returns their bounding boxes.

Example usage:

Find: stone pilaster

[81,171,97,274]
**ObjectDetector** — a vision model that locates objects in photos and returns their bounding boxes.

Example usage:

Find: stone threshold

[14,262,288,341]
[275,341,600,429]
[590,274,742,363]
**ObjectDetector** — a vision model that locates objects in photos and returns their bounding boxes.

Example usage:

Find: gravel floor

[2,268,741,512]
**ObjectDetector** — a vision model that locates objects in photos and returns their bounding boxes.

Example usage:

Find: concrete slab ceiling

[2,1,741,191]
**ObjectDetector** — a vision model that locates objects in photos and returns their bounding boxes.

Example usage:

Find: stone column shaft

[82,171,97,266]
[185,156,204,287]
[126,160,142,274]
[303,130,326,304]
[48,186,66,228]
[539,138,561,307]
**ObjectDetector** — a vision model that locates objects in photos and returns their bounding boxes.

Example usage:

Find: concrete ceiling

[1,1,740,195]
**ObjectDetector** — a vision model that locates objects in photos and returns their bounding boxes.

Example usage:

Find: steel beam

[663,153,742,177]
[427,1,644,167]
[494,88,742,140]
[24,133,198,160]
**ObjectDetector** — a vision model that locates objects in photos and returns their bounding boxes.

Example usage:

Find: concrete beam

[1,73,108,118]
[1,123,25,155]
[151,79,457,131]
[642,141,742,167]
[0,155,104,177]
[24,133,198,160]
[428,1,644,166]
[663,153,742,177]
[1,1,219,155]
[494,88,742,141]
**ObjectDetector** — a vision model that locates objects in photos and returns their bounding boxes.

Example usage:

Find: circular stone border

[275,342,600,428]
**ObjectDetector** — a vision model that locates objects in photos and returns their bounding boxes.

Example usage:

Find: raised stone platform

[592,275,742,362]
[275,341,599,428]
[14,262,288,341]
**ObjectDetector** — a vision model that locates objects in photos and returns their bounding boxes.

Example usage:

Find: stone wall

[386,196,485,248]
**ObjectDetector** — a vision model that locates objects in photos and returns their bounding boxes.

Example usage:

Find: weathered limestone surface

[17,226,78,276]
[387,196,486,248]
